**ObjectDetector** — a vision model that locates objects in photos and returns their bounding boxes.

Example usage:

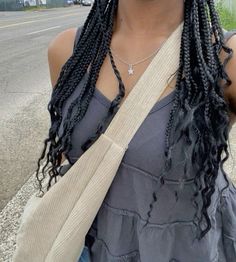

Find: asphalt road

[0,5,90,210]
[0,6,90,261]
[0,5,235,262]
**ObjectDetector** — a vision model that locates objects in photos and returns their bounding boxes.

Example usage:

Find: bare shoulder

[220,34,236,127]
[47,28,77,163]
[48,27,77,88]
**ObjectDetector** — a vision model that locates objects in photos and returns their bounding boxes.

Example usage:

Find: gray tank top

[57,26,236,262]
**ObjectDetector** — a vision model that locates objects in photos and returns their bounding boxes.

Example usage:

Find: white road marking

[26,25,61,35]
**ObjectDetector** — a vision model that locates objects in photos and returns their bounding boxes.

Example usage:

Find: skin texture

[48,27,77,163]
[47,0,236,162]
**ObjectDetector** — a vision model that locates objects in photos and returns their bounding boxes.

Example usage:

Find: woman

[36,0,236,261]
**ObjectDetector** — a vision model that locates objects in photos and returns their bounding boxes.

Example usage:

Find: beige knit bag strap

[13,22,183,262]
[104,24,183,148]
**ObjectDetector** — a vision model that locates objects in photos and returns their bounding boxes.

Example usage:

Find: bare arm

[47,27,77,162]
[223,35,236,128]
[220,34,236,129]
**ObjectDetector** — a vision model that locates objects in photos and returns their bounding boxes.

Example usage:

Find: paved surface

[0,5,90,210]
[0,5,235,262]
[0,6,90,261]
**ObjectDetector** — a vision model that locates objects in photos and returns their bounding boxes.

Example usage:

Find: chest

[90,52,177,108]
[58,73,196,182]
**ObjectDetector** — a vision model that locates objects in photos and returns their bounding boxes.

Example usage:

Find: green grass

[23,5,47,11]
[216,1,236,30]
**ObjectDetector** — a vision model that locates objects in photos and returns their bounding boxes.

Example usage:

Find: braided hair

[35,0,233,240]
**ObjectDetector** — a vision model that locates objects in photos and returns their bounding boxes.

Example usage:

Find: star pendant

[128,64,134,75]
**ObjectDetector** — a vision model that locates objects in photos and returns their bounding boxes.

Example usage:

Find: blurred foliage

[216,0,236,30]
[23,5,47,11]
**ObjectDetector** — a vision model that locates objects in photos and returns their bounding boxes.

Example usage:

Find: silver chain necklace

[110,42,165,75]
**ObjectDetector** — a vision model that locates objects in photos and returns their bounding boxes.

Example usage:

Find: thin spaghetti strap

[73,25,84,53]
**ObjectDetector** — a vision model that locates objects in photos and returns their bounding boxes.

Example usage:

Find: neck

[114,0,184,38]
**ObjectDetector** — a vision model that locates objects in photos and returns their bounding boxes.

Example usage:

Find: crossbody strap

[103,23,183,148]
[73,22,183,149]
